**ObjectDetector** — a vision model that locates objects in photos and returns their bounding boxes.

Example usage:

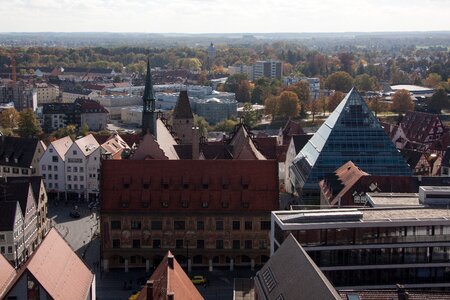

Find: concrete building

[65,134,101,202]
[253,60,282,81]
[0,136,46,178]
[35,82,60,105]
[284,77,321,99]
[77,98,109,131]
[191,98,238,125]
[272,194,450,289]
[62,89,97,103]
[228,64,254,80]
[42,102,81,132]
[0,81,37,111]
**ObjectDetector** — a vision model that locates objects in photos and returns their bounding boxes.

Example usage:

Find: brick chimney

[167,253,174,269]
[146,280,154,300]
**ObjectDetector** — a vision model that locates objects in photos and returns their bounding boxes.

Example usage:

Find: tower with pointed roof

[142,59,156,137]
[172,90,194,144]
[290,87,411,204]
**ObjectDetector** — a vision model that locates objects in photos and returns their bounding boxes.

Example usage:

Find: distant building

[228,64,254,80]
[62,89,97,103]
[253,60,282,81]
[0,81,37,111]
[0,228,96,300]
[207,42,216,70]
[442,147,450,176]
[290,88,411,204]
[284,77,321,99]
[35,82,59,105]
[76,98,109,131]
[191,97,238,124]
[172,91,194,144]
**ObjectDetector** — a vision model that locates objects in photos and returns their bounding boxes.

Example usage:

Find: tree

[224,74,248,93]
[289,80,310,103]
[354,74,375,92]
[428,88,449,114]
[251,86,264,104]
[325,71,354,92]
[424,73,442,89]
[242,103,258,128]
[0,108,19,129]
[213,119,239,132]
[264,96,279,117]
[236,80,252,103]
[80,122,90,136]
[194,115,209,137]
[307,99,319,123]
[17,109,42,138]
[278,91,300,118]
[391,89,414,114]
[327,91,345,112]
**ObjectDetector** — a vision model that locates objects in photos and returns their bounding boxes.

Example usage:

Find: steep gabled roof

[173,90,193,119]
[229,124,266,160]
[400,111,443,144]
[0,136,39,168]
[137,251,203,300]
[74,134,100,157]
[51,136,73,161]
[0,254,15,299]
[254,234,340,300]
[0,201,20,231]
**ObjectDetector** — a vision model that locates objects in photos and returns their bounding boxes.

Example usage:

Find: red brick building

[100,159,279,272]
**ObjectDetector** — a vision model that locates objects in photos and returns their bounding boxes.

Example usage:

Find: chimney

[397,284,409,300]
[192,127,200,160]
[146,280,154,300]
[167,253,174,269]
[168,292,174,300]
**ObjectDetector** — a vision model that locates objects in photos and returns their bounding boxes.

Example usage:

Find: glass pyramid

[290,88,411,203]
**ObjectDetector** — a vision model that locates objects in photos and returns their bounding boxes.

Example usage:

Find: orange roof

[0,254,15,298]
[3,228,94,300]
[137,251,203,300]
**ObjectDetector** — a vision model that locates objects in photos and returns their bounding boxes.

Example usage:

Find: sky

[0,0,449,33]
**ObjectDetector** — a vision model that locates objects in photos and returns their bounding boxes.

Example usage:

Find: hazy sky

[1,0,449,33]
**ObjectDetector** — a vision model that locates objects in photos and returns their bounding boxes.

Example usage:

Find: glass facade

[291,88,411,203]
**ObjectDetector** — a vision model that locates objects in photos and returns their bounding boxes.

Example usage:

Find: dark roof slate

[0,137,39,168]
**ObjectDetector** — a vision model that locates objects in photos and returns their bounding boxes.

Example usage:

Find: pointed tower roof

[173,90,193,119]
[291,87,411,203]
[228,124,266,160]
[143,59,155,102]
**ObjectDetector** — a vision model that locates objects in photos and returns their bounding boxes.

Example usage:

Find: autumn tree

[194,115,209,137]
[288,80,310,103]
[242,103,258,128]
[213,119,239,132]
[424,73,442,89]
[224,74,248,93]
[327,91,345,112]
[278,91,300,118]
[17,109,42,138]
[354,74,379,92]
[325,71,354,93]
[236,80,252,103]
[264,96,279,117]
[428,88,449,114]
[391,89,414,114]
[307,99,319,123]
[0,108,19,129]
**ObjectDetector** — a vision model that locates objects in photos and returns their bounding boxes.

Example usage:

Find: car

[191,275,207,285]
[69,211,81,218]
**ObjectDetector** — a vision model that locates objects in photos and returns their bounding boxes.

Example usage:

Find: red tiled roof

[282,119,304,144]
[137,251,203,300]
[340,289,450,300]
[401,111,444,145]
[0,254,15,298]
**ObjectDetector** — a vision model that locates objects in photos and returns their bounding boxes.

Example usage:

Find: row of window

[112,238,266,250]
[120,201,249,209]
[112,220,271,231]
[0,246,13,254]
[2,167,29,175]
[123,183,250,190]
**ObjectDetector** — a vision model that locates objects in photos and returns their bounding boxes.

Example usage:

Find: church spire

[142,59,156,136]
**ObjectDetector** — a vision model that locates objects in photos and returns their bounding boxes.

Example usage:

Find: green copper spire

[142,59,156,136]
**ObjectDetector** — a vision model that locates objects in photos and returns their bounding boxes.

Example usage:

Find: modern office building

[290,88,411,204]
[271,194,450,289]
[253,61,282,81]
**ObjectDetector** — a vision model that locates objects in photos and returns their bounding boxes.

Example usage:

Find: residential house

[62,88,97,103]
[0,136,46,177]
[35,82,60,105]
[75,98,109,131]
[39,136,73,201]
[100,133,131,160]
[42,102,82,132]
[0,228,96,300]
[65,134,101,202]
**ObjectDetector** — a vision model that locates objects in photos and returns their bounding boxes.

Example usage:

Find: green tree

[391,89,414,114]
[80,122,90,136]
[325,71,354,92]
[194,115,209,137]
[17,109,42,138]
[224,74,248,93]
[278,91,300,118]
[0,108,19,129]
[242,103,258,128]
[213,119,239,132]
[354,74,376,92]
[428,88,449,114]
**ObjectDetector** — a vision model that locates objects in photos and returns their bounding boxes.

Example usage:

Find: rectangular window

[112,239,120,248]
[55,174,58,180]
[111,220,121,229]
[261,221,271,230]
[12,168,19,174]
[0,234,4,241]
[232,221,240,230]
[245,221,253,230]
[196,240,204,249]
[131,220,141,230]
[216,220,224,231]
[216,240,224,249]
[245,240,252,249]
[176,239,184,249]
[197,221,204,231]
[74,167,78,172]
[0,246,4,254]
[152,239,161,249]
[21,169,28,175]
[8,246,13,253]
[151,220,162,230]
[80,167,84,172]
[73,150,77,155]
[132,239,141,249]
[52,156,58,162]
[233,240,240,249]
[174,220,185,230]
[3,167,10,173]
[54,165,58,171]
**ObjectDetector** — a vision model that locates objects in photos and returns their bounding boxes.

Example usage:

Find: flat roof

[391,85,434,92]
[421,186,450,192]
[367,193,421,207]
[273,207,450,229]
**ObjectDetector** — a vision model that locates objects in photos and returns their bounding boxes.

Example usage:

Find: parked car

[69,211,81,218]
[191,275,207,285]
